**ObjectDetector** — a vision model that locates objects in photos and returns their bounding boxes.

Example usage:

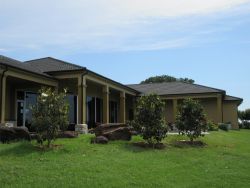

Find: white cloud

[0,0,250,53]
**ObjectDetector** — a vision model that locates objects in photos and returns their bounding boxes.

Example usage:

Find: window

[66,95,77,124]
[109,101,118,123]
[87,96,103,128]
[24,92,37,130]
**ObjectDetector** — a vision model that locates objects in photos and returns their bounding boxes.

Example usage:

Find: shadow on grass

[171,140,207,148]
[119,135,207,152]
[119,141,168,153]
[0,141,71,157]
[0,141,38,157]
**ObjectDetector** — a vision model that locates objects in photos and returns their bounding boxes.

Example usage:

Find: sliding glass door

[87,96,103,129]
[109,101,118,123]
[66,95,77,124]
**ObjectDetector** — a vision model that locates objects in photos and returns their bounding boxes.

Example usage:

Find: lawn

[0,130,250,188]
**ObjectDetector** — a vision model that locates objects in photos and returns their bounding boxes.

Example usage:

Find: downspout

[0,65,8,123]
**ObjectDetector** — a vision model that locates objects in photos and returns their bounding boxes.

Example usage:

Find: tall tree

[140,75,194,84]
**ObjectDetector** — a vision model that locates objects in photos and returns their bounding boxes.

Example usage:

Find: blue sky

[0,0,250,110]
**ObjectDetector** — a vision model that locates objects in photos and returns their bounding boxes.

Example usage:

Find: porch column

[173,99,178,123]
[217,95,222,123]
[120,91,126,123]
[164,100,168,123]
[1,75,7,123]
[103,85,109,124]
[77,75,87,124]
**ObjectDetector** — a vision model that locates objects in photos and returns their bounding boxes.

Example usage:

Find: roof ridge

[0,55,53,78]
[128,81,225,93]
[46,57,84,69]
[181,81,225,93]
[0,55,22,63]
[25,57,85,69]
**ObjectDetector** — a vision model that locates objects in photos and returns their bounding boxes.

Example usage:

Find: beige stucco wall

[199,98,219,124]
[86,83,103,99]
[5,79,43,122]
[164,97,223,125]
[223,101,239,129]
[165,100,174,124]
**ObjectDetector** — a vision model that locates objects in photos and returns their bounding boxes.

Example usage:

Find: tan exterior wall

[199,98,219,123]
[4,79,45,122]
[86,83,103,98]
[165,100,174,124]
[223,101,239,129]
[164,97,226,126]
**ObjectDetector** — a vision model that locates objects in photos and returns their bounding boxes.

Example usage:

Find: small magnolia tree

[31,87,69,147]
[131,94,168,145]
[176,98,208,142]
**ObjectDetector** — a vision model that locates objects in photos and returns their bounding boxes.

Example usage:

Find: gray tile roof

[25,57,85,73]
[127,82,225,96]
[224,95,243,102]
[0,55,52,78]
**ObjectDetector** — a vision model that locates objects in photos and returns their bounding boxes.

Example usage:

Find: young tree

[131,94,168,146]
[176,98,208,142]
[31,87,69,147]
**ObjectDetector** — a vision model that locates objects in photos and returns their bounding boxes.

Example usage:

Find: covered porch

[0,68,58,129]
[57,73,136,130]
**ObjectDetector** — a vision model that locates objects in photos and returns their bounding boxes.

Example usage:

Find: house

[128,82,243,129]
[0,55,242,130]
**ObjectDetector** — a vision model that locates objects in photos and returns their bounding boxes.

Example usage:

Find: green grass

[1,130,250,188]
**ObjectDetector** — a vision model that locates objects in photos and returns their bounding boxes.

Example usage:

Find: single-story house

[0,55,242,130]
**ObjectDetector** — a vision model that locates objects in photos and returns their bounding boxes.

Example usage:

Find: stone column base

[75,124,88,134]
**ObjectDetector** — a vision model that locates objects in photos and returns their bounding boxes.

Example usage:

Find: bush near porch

[1,130,250,188]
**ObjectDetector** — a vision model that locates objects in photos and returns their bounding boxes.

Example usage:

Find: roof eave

[86,69,141,95]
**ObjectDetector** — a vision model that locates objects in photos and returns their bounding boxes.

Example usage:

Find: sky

[0,0,250,110]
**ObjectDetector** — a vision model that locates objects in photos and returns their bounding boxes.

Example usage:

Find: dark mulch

[173,140,206,148]
[132,142,166,150]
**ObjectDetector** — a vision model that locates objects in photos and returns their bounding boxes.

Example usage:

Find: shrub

[31,87,69,147]
[238,109,250,129]
[176,98,208,142]
[130,94,168,145]
[218,123,230,131]
[207,121,218,131]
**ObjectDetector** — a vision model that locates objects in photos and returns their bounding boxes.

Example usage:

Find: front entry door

[17,100,25,127]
